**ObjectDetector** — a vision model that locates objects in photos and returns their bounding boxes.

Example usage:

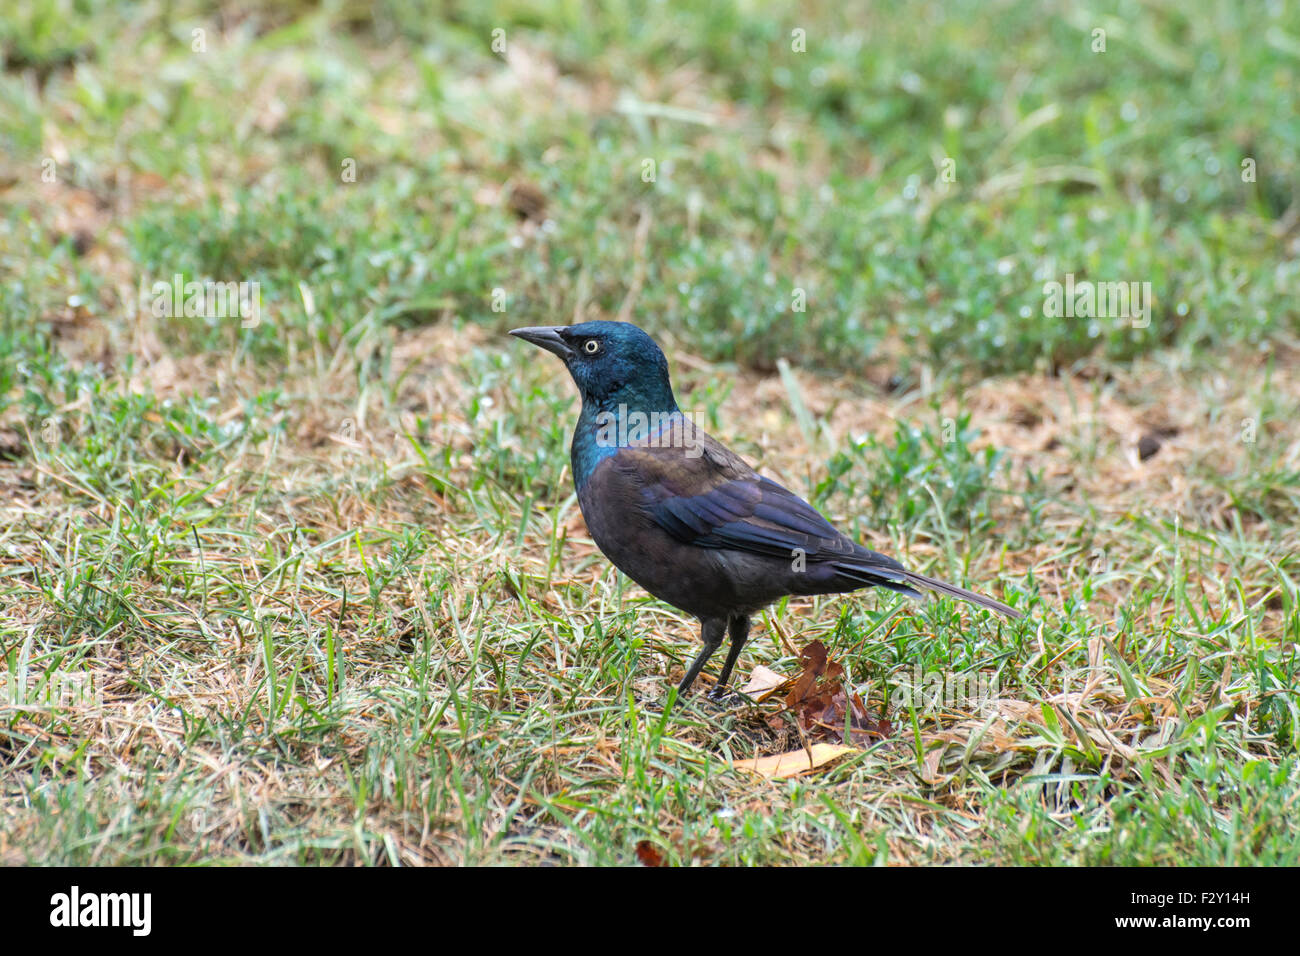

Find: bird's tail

[832,551,1022,620]
[897,569,1022,620]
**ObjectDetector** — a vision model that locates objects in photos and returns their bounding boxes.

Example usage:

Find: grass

[1,0,1298,865]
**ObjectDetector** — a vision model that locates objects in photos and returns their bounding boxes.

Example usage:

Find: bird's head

[508,321,678,412]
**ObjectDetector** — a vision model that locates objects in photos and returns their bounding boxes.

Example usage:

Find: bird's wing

[605,419,1019,616]
[609,420,903,571]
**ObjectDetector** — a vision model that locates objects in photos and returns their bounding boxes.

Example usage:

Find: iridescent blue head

[508,321,679,414]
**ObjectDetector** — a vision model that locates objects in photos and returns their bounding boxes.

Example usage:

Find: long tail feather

[899,570,1022,619]
[831,549,1022,620]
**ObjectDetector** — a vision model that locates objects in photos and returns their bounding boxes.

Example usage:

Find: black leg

[677,617,725,698]
[709,615,751,699]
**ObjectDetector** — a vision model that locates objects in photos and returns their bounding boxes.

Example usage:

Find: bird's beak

[508,326,574,360]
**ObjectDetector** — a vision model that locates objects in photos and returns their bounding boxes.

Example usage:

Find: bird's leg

[677,617,726,698]
[708,615,751,700]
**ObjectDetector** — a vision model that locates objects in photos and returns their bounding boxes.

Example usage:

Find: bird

[509,321,1021,701]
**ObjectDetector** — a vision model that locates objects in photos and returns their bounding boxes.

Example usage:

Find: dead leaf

[1137,432,1162,461]
[920,746,945,784]
[736,743,856,779]
[783,640,892,744]
[635,840,664,866]
[740,664,787,700]
[508,182,549,222]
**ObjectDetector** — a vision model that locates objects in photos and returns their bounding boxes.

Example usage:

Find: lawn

[1,0,1297,865]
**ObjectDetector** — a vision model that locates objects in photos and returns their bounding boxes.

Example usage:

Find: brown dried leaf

[920,746,945,784]
[740,664,787,700]
[783,640,891,744]
[635,840,664,867]
[508,182,548,222]
[736,743,856,779]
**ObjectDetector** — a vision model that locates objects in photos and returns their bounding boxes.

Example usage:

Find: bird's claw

[705,686,739,706]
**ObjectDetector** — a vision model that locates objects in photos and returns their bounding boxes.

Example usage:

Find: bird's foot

[704,686,743,707]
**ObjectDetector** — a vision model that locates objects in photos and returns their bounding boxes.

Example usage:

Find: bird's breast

[577,457,714,615]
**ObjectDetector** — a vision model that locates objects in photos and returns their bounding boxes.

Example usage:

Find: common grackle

[510,321,1021,700]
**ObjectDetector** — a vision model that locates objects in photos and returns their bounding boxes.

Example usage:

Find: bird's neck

[571,386,680,487]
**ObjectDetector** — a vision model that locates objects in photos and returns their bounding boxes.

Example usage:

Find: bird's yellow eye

[584,339,600,354]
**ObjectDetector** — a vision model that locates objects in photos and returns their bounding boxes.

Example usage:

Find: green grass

[1,0,1298,865]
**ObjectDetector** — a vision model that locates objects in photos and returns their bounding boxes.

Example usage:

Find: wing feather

[609,420,900,571]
